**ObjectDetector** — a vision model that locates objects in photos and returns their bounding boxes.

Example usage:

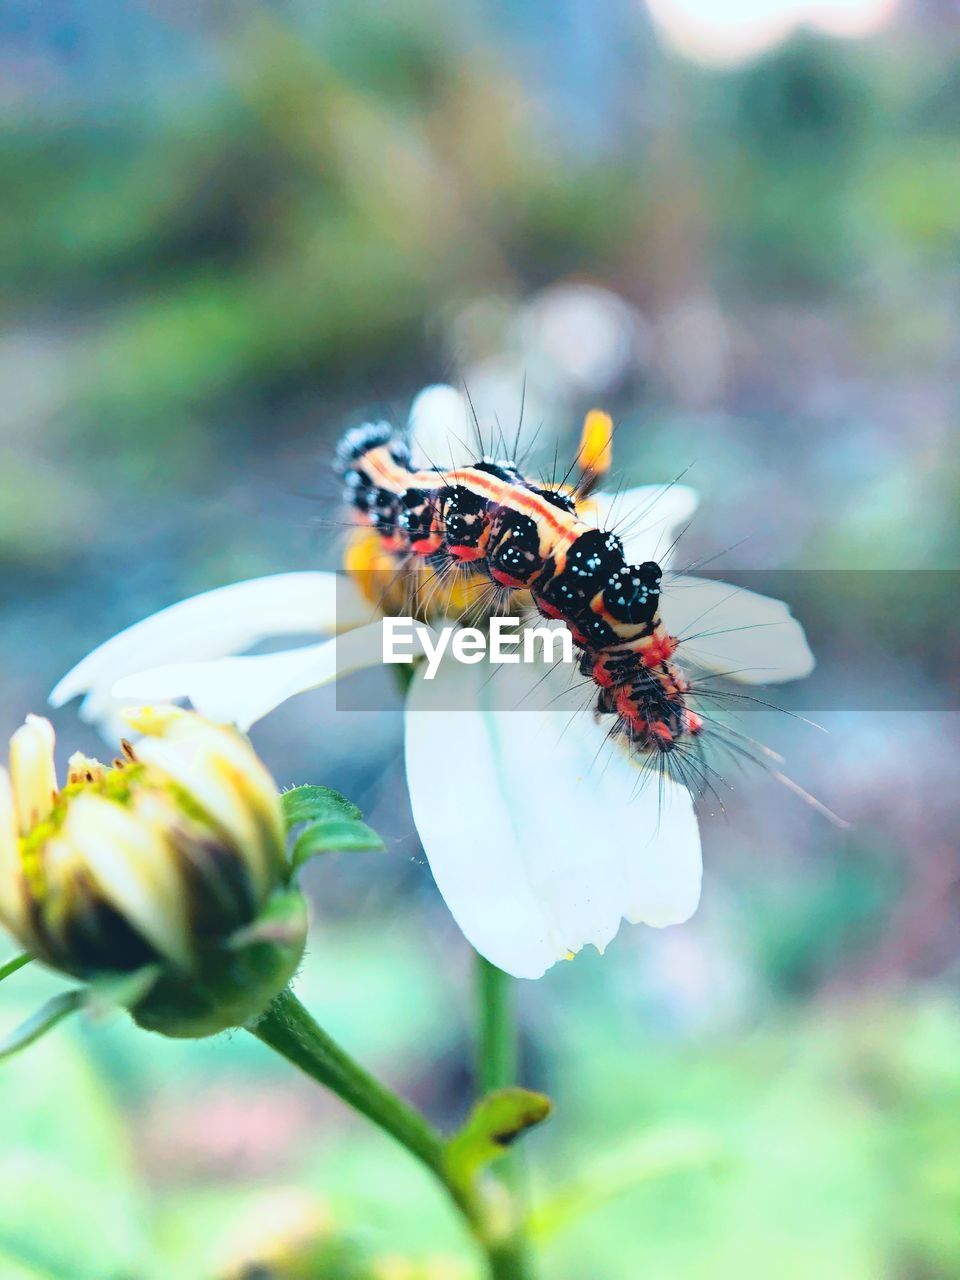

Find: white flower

[50,386,813,978]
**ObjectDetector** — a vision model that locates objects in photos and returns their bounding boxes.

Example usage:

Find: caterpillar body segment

[336,421,704,760]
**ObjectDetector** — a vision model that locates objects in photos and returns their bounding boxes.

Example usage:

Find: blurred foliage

[5,934,960,1279]
[2,9,959,565]
[0,8,644,473]
[3,15,956,445]
[673,36,960,292]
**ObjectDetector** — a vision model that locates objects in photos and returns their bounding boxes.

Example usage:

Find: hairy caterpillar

[336,418,705,763]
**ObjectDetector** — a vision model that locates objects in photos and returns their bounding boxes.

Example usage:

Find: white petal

[661,575,815,683]
[130,711,286,897]
[8,714,58,834]
[408,384,475,469]
[0,766,25,932]
[50,572,372,731]
[589,483,700,567]
[112,620,387,731]
[130,732,280,904]
[405,656,701,979]
[63,793,193,968]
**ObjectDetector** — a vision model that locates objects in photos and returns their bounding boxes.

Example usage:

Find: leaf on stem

[282,785,362,827]
[281,785,384,871]
[0,990,85,1061]
[291,817,384,869]
[445,1087,552,1188]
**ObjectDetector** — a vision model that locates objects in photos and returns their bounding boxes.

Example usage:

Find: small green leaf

[0,953,32,984]
[291,817,385,869]
[282,785,362,828]
[0,990,85,1061]
[445,1087,552,1188]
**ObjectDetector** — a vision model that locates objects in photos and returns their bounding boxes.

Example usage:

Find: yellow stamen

[345,526,496,622]
[344,526,392,578]
[121,704,187,736]
[577,409,614,479]
[66,751,108,786]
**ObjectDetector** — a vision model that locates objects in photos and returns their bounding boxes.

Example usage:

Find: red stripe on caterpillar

[336,420,704,762]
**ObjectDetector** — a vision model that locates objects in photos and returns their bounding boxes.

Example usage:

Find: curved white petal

[9,714,58,834]
[589,484,700,567]
[408,384,476,470]
[661,575,814,683]
[50,572,372,731]
[405,657,701,979]
[111,620,387,731]
[62,793,193,968]
[0,767,25,932]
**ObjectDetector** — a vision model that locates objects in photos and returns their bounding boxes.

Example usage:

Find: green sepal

[291,817,384,870]
[445,1087,552,1189]
[130,890,308,1039]
[282,784,362,828]
[0,989,85,1061]
[228,890,310,949]
[85,964,161,1017]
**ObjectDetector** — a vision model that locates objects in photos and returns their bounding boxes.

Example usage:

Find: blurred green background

[1,1,959,1277]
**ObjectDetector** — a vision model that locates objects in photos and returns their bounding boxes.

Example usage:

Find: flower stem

[251,987,457,1189]
[0,953,31,984]
[476,954,536,1280]
[251,986,538,1279]
[476,954,516,1093]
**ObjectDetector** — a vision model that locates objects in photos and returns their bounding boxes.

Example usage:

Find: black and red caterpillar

[336,421,704,759]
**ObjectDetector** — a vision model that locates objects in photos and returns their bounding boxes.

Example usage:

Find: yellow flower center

[17,760,147,899]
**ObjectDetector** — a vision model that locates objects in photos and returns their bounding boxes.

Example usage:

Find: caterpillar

[335,417,705,764]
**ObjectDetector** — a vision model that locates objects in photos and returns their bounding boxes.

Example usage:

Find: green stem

[252,988,456,1188]
[251,984,537,1280]
[476,954,535,1280]
[0,953,31,984]
[477,954,516,1093]
[486,1241,535,1280]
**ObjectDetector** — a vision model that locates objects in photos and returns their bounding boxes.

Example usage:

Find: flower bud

[215,1189,469,1280]
[216,1190,341,1280]
[0,708,305,1038]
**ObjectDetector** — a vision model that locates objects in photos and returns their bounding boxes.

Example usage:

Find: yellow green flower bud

[0,707,305,1038]
[215,1190,470,1280]
[217,1190,340,1280]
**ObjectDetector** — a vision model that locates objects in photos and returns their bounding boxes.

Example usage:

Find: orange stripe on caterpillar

[335,417,698,763]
